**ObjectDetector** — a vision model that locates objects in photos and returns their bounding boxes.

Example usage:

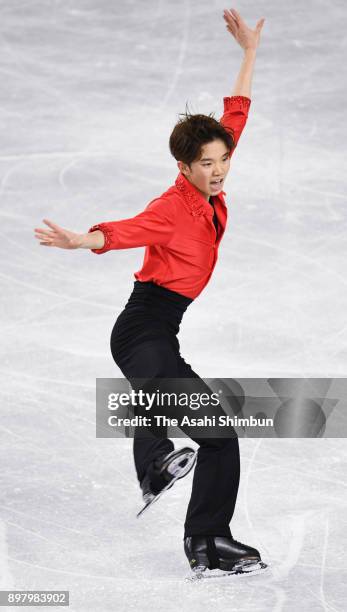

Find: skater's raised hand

[34,219,82,249]
[223,8,265,51]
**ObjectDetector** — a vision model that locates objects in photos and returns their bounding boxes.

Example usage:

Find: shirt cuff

[88,223,116,254]
[223,96,251,113]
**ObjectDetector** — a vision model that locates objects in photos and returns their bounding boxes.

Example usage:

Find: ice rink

[1,0,347,610]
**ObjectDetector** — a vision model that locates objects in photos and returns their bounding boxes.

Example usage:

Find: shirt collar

[175,172,226,217]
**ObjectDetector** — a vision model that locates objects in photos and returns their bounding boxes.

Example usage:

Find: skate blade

[136,472,183,518]
[185,561,268,582]
[136,452,197,518]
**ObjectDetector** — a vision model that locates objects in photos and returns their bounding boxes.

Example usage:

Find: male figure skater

[34,8,266,578]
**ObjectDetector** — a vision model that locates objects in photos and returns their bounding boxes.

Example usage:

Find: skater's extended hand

[223,8,265,51]
[34,219,82,249]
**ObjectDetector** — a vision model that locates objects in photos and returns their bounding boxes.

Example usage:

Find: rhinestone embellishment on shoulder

[175,174,206,218]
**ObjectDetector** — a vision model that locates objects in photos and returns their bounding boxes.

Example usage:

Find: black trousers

[110,281,240,538]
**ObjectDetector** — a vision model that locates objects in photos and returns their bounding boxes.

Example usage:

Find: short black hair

[169,102,235,166]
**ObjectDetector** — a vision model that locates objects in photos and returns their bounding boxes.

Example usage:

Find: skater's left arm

[220,9,265,156]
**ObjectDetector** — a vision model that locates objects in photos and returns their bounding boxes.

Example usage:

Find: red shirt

[88,95,251,299]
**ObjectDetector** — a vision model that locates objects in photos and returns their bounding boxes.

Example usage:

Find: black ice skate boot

[137,447,197,517]
[184,535,268,580]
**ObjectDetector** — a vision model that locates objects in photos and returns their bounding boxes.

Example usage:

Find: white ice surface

[1,0,347,610]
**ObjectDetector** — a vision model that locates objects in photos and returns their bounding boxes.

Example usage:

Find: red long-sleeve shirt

[88,95,251,299]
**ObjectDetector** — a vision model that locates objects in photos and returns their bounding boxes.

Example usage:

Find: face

[178,139,231,200]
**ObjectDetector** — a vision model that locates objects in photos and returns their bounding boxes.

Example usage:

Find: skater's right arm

[34,219,105,250]
[34,198,177,254]
[85,197,177,254]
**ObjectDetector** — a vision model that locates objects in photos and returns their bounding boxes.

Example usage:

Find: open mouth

[210,178,223,187]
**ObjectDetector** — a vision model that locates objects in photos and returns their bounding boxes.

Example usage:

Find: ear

[177,161,189,176]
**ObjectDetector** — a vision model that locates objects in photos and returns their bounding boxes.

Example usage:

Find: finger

[224,19,237,35]
[43,219,64,232]
[230,8,241,18]
[35,235,55,244]
[223,8,237,18]
[230,8,245,25]
[223,13,238,33]
[223,15,238,30]
[223,10,238,23]
[34,229,55,237]
[226,25,237,37]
